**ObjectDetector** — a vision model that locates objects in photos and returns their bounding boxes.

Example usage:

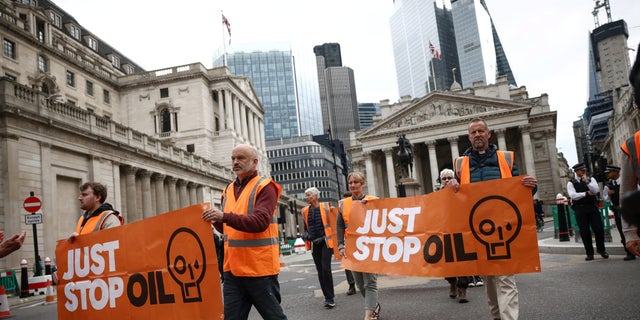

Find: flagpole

[221,11,227,67]
[430,57,437,91]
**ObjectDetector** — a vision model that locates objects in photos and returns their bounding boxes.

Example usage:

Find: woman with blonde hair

[336,172,381,320]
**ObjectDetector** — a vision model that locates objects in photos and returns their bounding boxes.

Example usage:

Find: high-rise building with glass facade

[214,44,322,140]
[390,0,516,99]
[314,43,360,147]
[358,102,381,129]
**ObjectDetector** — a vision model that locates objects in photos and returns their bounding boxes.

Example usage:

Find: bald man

[202,144,288,320]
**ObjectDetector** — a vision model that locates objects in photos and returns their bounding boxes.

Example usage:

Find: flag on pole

[222,13,231,44]
[429,41,441,60]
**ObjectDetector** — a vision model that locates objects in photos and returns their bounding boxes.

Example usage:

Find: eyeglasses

[441,177,453,181]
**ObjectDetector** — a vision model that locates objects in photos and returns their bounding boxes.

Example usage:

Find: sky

[53,0,640,166]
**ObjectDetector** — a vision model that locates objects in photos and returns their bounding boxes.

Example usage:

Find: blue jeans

[223,271,288,320]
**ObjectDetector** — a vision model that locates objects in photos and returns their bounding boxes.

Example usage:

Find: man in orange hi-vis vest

[448,118,537,320]
[201,144,287,320]
[68,182,124,242]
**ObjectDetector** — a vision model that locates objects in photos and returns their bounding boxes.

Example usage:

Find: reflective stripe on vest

[455,150,513,184]
[302,202,335,248]
[621,131,640,180]
[221,175,282,276]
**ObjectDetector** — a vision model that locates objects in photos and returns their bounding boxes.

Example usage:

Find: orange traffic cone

[0,285,12,319]
[45,279,55,304]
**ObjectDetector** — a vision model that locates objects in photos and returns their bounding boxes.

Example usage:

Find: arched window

[160,109,171,132]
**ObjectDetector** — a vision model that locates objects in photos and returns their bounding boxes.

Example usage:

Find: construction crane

[592,0,611,28]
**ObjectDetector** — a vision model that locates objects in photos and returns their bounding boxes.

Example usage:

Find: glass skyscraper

[214,44,322,140]
[390,0,516,98]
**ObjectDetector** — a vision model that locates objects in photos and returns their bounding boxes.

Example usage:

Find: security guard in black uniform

[567,162,609,261]
[603,165,636,260]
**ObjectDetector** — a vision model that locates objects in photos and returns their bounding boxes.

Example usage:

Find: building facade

[0,0,305,271]
[314,43,360,147]
[348,77,562,204]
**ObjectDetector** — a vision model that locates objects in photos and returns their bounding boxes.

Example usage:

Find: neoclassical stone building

[348,77,563,203]
[0,0,303,271]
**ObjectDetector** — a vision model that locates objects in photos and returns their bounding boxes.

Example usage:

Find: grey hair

[440,168,455,179]
[305,187,320,197]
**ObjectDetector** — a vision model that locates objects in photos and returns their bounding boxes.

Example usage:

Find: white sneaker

[475,279,484,287]
[468,281,475,287]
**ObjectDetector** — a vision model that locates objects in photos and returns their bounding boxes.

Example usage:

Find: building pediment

[359,94,527,139]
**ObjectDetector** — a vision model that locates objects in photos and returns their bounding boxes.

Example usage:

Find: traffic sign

[25,213,43,225]
[23,196,42,213]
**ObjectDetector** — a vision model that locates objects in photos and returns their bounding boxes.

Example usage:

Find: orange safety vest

[339,195,377,231]
[454,150,514,184]
[74,210,123,235]
[302,202,335,249]
[221,175,282,277]
[621,131,640,181]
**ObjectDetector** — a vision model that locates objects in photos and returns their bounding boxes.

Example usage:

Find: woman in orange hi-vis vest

[201,144,287,320]
[301,187,336,309]
[620,42,640,257]
[337,172,380,320]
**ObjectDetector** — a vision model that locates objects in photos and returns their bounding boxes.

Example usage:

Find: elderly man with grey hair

[301,187,336,309]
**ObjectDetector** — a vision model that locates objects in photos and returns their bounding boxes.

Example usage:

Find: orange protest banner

[340,177,540,277]
[55,203,223,320]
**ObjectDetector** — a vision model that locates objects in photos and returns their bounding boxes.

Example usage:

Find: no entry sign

[23,196,42,213]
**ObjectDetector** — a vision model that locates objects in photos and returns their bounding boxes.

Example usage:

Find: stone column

[124,166,140,222]
[225,90,234,131]
[178,180,189,209]
[233,96,242,136]
[153,174,166,215]
[364,151,377,196]
[546,129,560,196]
[447,136,460,164]
[427,140,439,191]
[248,112,256,145]
[253,115,260,147]
[167,177,178,211]
[188,182,198,205]
[495,128,507,151]
[520,125,536,177]
[258,119,265,151]
[383,148,397,198]
[140,170,153,219]
[217,90,225,130]
[196,185,204,203]
[240,102,248,141]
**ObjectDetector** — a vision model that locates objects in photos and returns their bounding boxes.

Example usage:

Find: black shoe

[624,254,636,261]
[347,285,356,295]
[324,300,335,309]
[599,251,609,259]
[585,255,594,261]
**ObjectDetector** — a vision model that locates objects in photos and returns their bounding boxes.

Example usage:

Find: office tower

[358,102,381,129]
[390,0,516,99]
[215,44,322,140]
[314,43,360,146]
[451,0,517,89]
[578,0,632,175]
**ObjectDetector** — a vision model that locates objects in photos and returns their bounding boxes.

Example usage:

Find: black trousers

[445,276,470,289]
[574,204,606,256]
[612,207,633,255]
[312,240,335,301]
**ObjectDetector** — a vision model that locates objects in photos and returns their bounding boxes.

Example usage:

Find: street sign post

[23,192,43,276]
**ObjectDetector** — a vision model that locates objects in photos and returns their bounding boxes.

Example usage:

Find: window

[49,11,61,28]
[69,25,81,40]
[3,39,16,59]
[38,55,47,72]
[160,109,171,132]
[66,71,75,87]
[87,37,97,51]
[160,88,169,98]
[86,80,93,96]
[110,55,120,68]
[124,64,134,75]
[103,90,110,104]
